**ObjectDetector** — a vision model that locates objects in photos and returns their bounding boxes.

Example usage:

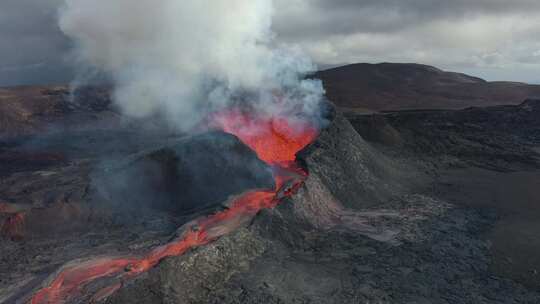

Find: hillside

[316,63,540,111]
[0,85,115,138]
[1,80,540,303]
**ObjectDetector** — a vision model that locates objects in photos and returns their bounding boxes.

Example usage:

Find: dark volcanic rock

[111,101,540,304]
[104,228,266,304]
[102,107,412,304]
[0,131,273,303]
[347,99,540,290]
[297,107,410,210]
[3,84,540,303]
[347,99,540,171]
[0,85,116,139]
[102,106,540,304]
[99,108,481,304]
[95,131,274,215]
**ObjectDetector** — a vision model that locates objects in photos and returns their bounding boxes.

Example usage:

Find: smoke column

[59,0,325,131]
[28,3,326,302]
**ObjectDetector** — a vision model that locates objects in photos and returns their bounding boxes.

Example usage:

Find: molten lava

[211,110,318,165]
[1,212,26,241]
[30,110,318,304]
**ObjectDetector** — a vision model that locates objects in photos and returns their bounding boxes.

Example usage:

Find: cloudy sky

[2,0,540,86]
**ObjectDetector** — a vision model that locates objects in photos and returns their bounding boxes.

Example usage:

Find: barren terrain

[1,71,540,303]
[316,63,540,111]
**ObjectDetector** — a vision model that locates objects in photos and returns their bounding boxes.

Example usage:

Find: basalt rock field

[1,66,540,303]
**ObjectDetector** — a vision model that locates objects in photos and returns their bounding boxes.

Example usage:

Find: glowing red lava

[211,109,318,166]
[29,111,318,304]
[1,212,26,241]
[0,202,18,214]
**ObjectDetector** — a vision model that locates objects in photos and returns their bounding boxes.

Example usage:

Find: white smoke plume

[58,0,325,131]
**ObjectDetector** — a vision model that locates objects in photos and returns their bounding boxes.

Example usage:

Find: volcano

[2,77,540,304]
[17,107,320,304]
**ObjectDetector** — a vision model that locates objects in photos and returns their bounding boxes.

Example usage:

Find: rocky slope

[348,100,540,290]
[100,106,540,304]
[2,84,540,303]
[348,99,540,171]
[0,130,273,303]
[316,63,540,111]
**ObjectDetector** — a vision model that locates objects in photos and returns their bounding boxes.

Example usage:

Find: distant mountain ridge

[315,63,540,111]
[2,62,540,138]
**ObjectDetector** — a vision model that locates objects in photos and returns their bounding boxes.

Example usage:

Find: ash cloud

[3,0,540,85]
[0,0,73,86]
[58,0,325,131]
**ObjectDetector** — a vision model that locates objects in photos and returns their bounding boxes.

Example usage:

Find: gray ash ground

[0,128,272,303]
[349,100,540,294]
[2,98,540,303]
[208,202,536,304]
[105,106,540,304]
[347,99,540,171]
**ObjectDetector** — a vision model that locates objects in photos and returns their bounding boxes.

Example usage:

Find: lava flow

[1,202,27,240]
[29,110,318,304]
[1,212,26,241]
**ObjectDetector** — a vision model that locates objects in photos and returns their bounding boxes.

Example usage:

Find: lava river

[29,110,318,304]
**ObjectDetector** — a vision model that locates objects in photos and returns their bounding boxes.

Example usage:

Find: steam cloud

[59,0,325,131]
